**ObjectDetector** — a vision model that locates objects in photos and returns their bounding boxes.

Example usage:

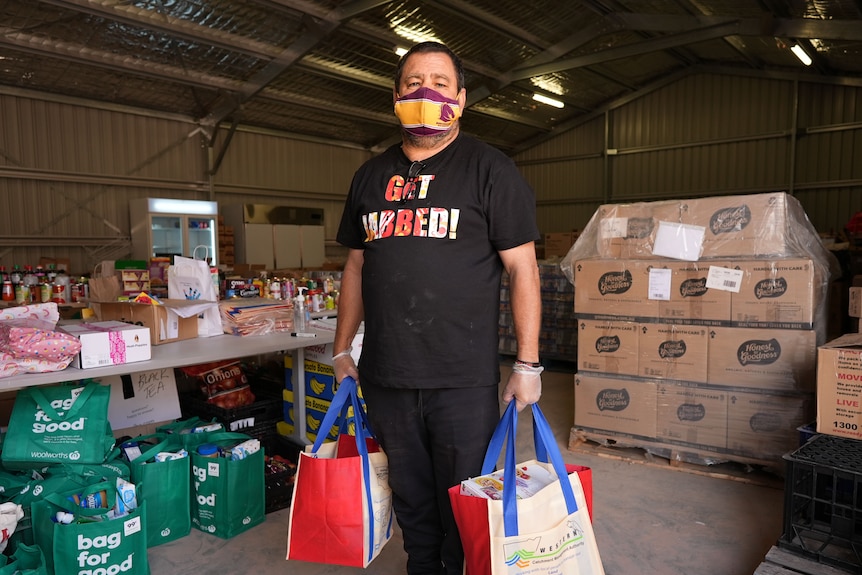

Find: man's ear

[458,88,466,109]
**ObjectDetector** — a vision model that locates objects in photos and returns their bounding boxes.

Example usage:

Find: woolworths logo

[30,450,81,460]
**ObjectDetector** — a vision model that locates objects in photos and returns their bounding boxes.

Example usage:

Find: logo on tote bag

[502,519,587,568]
[76,530,135,574]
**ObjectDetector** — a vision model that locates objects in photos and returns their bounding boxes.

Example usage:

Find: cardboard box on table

[59,321,151,369]
[96,299,204,345]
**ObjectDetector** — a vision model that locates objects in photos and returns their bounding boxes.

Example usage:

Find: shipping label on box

[706,327,816,391]
[659,261,732,325]
[727,390,813,459]
[656,383,728,449]
[730,258,818,329]
[816,334,862,440]
[574,259,662,321]
[639,324,709,383]
[577,320,639,377]
[574,373,657,439]
[678,192,790,258]
[60,321,151,369]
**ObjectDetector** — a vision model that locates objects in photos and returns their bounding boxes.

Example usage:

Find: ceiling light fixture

[790,43,812,66]
[532,93,564,109]
[395,47,408,57]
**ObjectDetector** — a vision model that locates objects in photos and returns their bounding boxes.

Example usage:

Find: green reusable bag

[0,542,48,575]
[1,382,114,469]
[30,480,148,575]
[156,416,223,451]
[127,433,191,546]
[190,431,264,539]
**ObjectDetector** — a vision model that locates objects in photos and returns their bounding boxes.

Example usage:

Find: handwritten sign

[102,368,182,430]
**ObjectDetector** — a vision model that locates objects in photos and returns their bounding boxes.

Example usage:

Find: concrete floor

[148,362,785,575]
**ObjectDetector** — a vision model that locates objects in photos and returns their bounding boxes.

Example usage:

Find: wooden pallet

[755,546,855,574]
[567,427,785,488]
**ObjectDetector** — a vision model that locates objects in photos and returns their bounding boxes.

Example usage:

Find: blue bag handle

[309,376,386,563]
[480,402,578,537]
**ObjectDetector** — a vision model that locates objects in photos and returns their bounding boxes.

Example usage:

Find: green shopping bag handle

[27,382,98,423]
[44,479,118,518]
[480,402,578,537]
[127,433,172,465]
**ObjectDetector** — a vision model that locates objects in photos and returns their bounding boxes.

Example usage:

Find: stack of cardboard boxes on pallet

[564,192,839,466]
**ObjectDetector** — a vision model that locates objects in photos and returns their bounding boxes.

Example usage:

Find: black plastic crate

[180,392,282,434]
[264,434,300,514]
[780,433,862,572]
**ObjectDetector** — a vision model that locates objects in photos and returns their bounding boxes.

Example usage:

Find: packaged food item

[153,449,188,462]
[229,439,260,461]
[197,443,220,458]
[179,360,256,408]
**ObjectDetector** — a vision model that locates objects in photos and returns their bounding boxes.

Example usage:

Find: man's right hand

[333,349,359,383]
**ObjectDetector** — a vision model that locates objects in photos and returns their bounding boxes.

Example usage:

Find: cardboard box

[851,286,862,318]
[659,260,732,325]
[577,320,639,376]
[656,383,728,449]
[706,327,816,391]
[730,258,819,330]
[727,390,813,459]
[284,334,364,402]
[596,202,682,259]
[60,321,151,369]
[96,299,198,345]
[574,373,657,439]
[677,192,792,258]
[639,324,709,383]
[595,193,796,260]
[544,232,579,258]
[816,333,862,439]
[574,259,662,320]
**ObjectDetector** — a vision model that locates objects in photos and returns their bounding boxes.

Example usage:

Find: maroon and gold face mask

[394,87,462,137]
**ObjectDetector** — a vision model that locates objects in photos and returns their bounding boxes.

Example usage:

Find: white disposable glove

[333,346,359,384]
[502,362,543,412]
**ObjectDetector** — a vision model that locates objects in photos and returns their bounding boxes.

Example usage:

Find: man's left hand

[502,363,543,412]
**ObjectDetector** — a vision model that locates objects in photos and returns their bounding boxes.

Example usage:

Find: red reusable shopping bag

[449,403,602,575]
[285,377,393,568]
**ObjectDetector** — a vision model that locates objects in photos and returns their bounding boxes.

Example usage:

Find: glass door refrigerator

[130,198,219,265]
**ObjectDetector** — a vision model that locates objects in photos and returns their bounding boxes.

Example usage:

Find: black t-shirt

[337,134,540,389]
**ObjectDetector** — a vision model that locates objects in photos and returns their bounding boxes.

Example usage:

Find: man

[332,41,543,575]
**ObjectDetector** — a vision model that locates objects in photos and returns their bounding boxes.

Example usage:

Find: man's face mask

[394,87,462,137]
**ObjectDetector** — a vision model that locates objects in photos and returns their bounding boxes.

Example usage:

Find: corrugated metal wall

[2,70,861,275]
[0,91,370,274]
[516,72,862,238]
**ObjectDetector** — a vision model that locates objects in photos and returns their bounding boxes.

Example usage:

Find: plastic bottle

[294,287,308,332]
[9,265,21,287]
[53,268,71,304]
[22,265,38,303]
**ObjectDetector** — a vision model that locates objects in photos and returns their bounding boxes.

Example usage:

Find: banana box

[279,387,365,443]
[283,335,363,402]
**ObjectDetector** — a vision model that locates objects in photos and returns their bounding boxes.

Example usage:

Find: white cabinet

[223,204,324,270]
[130,198,219,265]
